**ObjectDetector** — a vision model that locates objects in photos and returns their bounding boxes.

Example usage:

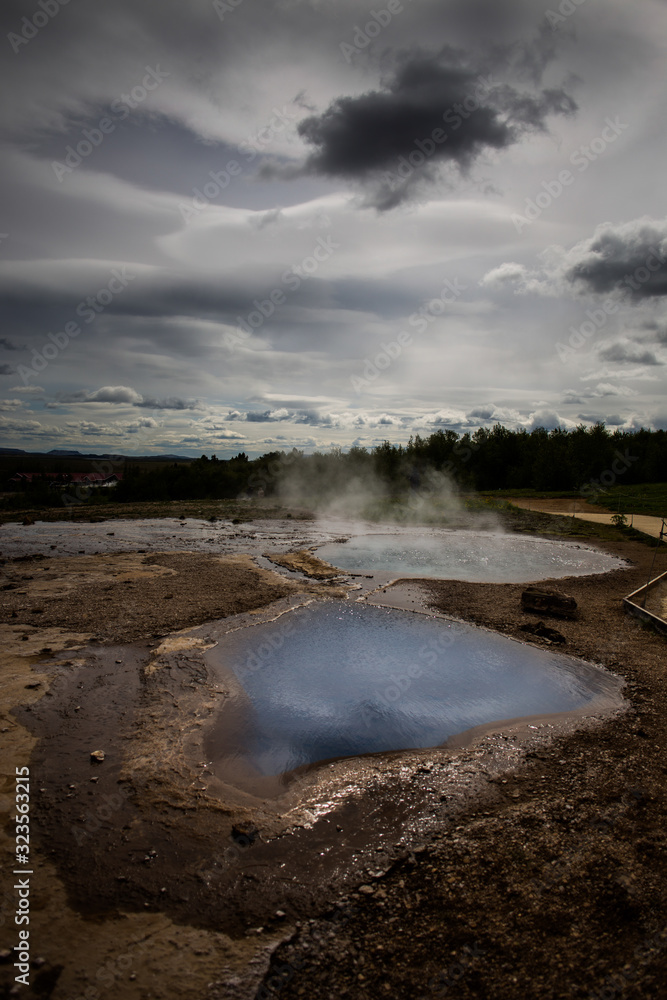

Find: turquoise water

[206,601,616,779]
[316,532,622,582]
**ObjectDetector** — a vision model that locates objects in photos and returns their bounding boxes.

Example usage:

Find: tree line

[111,424,667,503]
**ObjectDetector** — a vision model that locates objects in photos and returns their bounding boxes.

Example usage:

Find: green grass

[479,484,667,519]
[592,483,667,519]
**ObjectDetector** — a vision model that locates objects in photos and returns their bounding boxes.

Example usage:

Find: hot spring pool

[205,601,620,784]
[316,530,623,582]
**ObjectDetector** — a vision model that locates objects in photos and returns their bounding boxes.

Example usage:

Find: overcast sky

[1,0,666,457]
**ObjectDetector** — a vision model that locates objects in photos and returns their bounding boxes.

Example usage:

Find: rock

[519,621,567,644]
[90,750,105,763]
[22,516,34,525]
[520,586,577,619]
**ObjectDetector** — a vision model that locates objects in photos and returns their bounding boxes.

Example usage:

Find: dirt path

[507,497,666,540]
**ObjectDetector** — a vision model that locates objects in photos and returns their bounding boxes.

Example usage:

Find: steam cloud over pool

[205,602,621,785]
[316,531,623,582]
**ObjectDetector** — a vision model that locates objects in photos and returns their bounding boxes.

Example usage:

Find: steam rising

[272,450,503,532]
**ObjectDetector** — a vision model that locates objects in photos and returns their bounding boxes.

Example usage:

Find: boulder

[520,586,577,619]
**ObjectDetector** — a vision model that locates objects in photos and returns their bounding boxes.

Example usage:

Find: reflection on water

[316,531,622,582]
[205,601,619,786]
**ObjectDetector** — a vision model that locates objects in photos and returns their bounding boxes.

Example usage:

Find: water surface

[316,531,622,582]
[205,601,620,786]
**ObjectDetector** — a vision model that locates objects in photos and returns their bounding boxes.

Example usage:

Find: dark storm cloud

[232,409,345,427]
[638,320,667,345]
[565,219,667,298]
[0,262,344,360]
[0,363,16,375]
[292,50,575,204]
[243,410,287,423]
[138,396,202,410]
[597,342,662,366]
[56,387,201,409]
[0,337,18,350]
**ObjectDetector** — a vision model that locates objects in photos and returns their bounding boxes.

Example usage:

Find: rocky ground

[0,503,666,1000]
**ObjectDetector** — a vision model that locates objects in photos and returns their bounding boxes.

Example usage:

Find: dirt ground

[1,512,666,1000]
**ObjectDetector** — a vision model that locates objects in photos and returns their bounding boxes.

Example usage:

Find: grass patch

[592,482,667,519]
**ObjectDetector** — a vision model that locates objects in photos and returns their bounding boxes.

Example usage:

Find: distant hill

[5,449,197,461]
[0,450,195,479]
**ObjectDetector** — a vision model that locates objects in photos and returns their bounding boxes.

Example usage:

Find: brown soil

[0,551,301,645]
[1,525,666,1000]
[264,549,342,579]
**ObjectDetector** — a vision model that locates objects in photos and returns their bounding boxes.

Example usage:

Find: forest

[110,423,667,504]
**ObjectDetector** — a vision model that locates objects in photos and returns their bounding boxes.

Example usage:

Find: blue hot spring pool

[205,601,620,785]
[315,530,623,582]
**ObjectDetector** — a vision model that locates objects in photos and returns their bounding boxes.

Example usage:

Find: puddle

[316,530,623,582]
[204,601,622,794]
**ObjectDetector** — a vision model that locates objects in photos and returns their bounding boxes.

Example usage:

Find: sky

[1,0,666,457]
